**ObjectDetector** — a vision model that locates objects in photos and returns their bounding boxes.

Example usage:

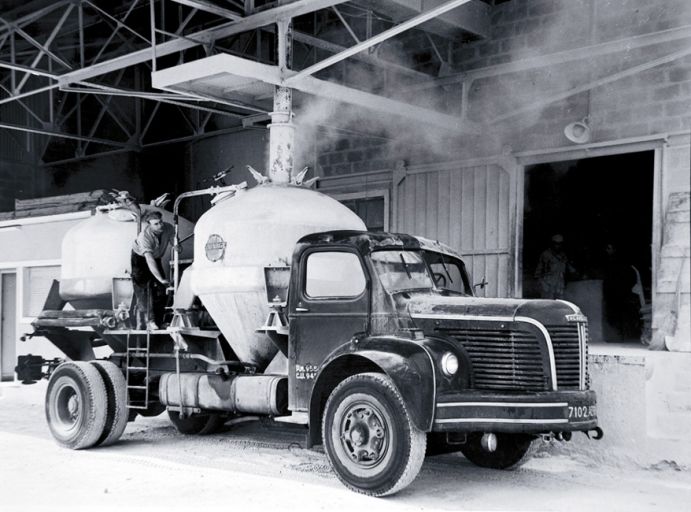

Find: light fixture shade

[564,118,591,144]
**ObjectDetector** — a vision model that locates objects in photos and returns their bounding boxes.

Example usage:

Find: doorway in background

[522,151,654,343]
[1,271,17,381]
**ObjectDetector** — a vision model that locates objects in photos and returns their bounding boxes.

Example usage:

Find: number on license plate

[568,405,596,419]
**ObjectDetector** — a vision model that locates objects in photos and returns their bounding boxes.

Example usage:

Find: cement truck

[16,173,602,497]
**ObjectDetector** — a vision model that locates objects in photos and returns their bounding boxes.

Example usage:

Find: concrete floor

[1,381,690,511]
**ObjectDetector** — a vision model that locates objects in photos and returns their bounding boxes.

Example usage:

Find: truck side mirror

[473,277,488,290]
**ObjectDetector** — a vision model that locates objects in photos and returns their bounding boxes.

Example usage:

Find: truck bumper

[432,390,598,434]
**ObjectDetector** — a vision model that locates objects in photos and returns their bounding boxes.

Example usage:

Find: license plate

[568,405,596,420]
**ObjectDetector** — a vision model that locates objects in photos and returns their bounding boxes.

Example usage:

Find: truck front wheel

[460,432,535,469]
[322,372,426,497]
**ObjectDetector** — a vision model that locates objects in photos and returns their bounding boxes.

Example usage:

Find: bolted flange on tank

[189,168,366,372]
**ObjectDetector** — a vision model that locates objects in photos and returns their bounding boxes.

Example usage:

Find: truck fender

[308,337,436,446]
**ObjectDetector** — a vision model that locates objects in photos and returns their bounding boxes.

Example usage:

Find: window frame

[301,247,369,302]
[22,264,62,320]
[331,189,390,232]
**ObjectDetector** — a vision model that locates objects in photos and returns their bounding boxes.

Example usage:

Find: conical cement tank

[60,206,194,309]
[190,184,366,371]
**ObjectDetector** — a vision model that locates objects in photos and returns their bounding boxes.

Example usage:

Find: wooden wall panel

[396,163,514,297]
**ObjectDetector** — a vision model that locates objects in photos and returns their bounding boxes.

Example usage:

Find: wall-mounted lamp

[564,117,591,144]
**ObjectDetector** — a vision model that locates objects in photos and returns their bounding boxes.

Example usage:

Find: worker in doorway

[131,210,174,330]
[603,243,643,341]
[534,234,573,300]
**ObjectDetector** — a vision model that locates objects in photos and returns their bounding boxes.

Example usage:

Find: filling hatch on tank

[205,234,227,262]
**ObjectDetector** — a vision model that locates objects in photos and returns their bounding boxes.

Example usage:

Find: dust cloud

[289,0,691,173]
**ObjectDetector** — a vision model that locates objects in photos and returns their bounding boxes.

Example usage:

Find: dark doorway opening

[523,151,654,344]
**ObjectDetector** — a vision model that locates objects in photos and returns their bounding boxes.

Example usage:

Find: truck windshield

[421,251,472,296]
[371,250,433,293]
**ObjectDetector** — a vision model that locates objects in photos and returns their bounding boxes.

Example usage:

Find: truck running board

[273,412,308,425]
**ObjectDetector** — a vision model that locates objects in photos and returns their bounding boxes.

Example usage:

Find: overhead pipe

[268,19,295,185]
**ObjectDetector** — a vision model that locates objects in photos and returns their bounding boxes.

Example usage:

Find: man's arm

[144,252,169,285]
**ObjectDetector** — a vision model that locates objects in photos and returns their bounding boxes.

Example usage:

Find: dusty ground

[1,381,690,512]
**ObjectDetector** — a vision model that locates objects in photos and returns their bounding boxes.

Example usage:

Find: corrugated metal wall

[395,163,514,297]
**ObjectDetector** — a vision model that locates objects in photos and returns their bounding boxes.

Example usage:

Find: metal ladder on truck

[125,330,151,410]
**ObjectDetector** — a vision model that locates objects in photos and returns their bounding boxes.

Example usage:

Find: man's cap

[551,234,564,243]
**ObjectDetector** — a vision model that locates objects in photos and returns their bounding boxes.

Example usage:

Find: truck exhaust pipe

[481,433,497,452]
[159,373,288,416]
[583,426,604,440]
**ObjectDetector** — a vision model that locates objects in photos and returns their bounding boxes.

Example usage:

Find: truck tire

[91,361,129,447]
[322,372,426,497]
[460,433,535,470]
[45,361,108,450]
[136,403,166,417]
[168,411,226,435]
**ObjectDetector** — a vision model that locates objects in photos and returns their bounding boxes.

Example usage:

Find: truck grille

[440,324,587,392]
[440,328,547,391]
[547,323,589,390]
[545,324,583,390]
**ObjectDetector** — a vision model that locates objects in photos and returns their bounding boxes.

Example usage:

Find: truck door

[288,248,369,411]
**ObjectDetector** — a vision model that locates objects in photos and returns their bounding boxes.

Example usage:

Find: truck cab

[284,231,599,495]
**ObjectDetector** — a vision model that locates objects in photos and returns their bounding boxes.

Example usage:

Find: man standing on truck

[131,210,173,330]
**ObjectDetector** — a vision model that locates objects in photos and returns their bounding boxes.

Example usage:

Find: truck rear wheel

[90,361,129,447]
[460,433,535,469]
[137,403,166,417]
[45,361,108,450]
[322,373,426,497]
[168,411,227,435]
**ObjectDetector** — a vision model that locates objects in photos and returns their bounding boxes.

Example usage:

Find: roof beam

[491,44,691,123]
[355,0,489,38]
[58,0,350,85]
[410,23,691,91]
[172,0,428,78]
[0,120,132,148]
[171,0,242,20]
[286,0,474,83]
[0,1,71,38]
[290,29,427,78]
[14,4,74,93]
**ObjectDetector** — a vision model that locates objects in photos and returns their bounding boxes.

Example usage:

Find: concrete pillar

[268,20,295,185]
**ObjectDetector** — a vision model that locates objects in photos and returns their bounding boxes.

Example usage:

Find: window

[371,251,433,293]
[333,190,389,232]
[23,265,60,317]
[305,252,366,298]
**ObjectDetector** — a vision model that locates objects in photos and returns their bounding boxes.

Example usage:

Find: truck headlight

[441,352,458,377]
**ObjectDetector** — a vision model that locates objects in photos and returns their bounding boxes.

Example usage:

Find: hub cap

[339,402,389,468]
[51,380,83,438]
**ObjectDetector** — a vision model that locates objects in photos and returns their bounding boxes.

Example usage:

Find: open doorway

[522,151,654,344]
[1,271,17,381]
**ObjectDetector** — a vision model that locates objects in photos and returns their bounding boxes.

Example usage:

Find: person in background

[131,210,174,330]
[534,234,573,299]
[603,242,642,341]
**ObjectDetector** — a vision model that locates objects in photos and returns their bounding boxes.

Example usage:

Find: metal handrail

[171,182,247,296]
